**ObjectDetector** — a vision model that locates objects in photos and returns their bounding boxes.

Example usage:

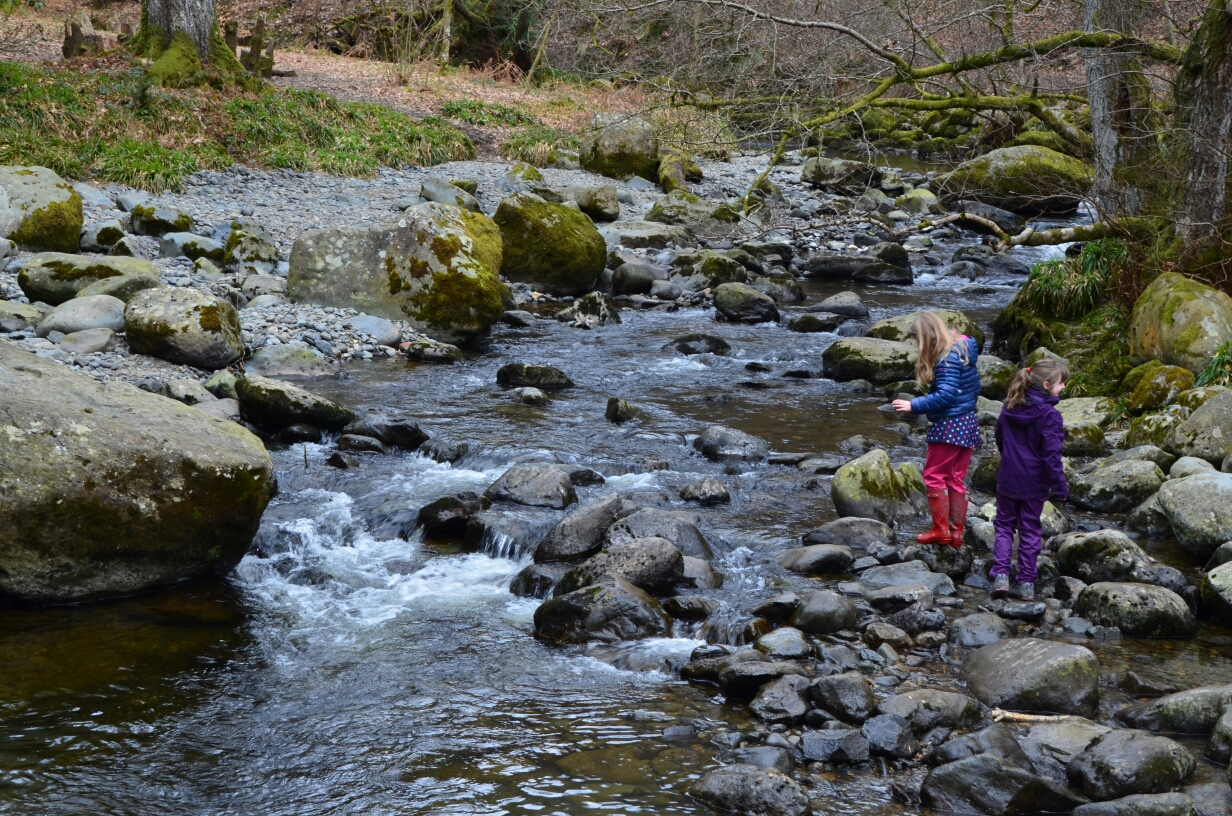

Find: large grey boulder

[822,337,918,383]
[245,345,333,378]
[801,517,894,550]
[234,375,356,431]
[861,560,956,595]
[0,165,82,253]
[1165,390,1232,464]
[930,723,1035,771]
[949,612,1012,647]
[533,577,671,644]
[124,288,244,370]
[221,220,279,275]
[420,177,481,212]
[876,689,982,735]
[495,193,606,296]
[865,308,985,349]
[1156,473,1232,559]
[1070,460,1165,513]
[965,638,1100,715]
[694,425,769,462]
[485,464,578,510]
[1073,582,1197,638]
[831,450,927,524]
[789,590,858,634]
[1068,730,1196,801]
[579,114,660,181]
[936,145,1093,214]
[604,507,712,559]
[1055,530,1184,590]
[552,537,684,596]
[688,764,809,816]
[75,271,162,302]
[18,253,159,305]
[0,301,49,333]
[560,185,620,222]
[36,295,125,336]
[288,203,505,345]
[597,220,691,249]
[1130,272,1232,374]
[0,342,274,603]
[1116,685,1232,734]
[862,713,919,758]
[1019,718,1112,786]
[714,282,779,323]
[921,753,1085,815]
[809,671,875,724]
[777,544,855,575]
[534,494,624,562]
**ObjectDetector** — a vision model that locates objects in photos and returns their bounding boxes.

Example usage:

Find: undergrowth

[1018,238,1132,320]
[1197,342,1232,387]
[441,99,538,127]
[498,124,581,166]
[0,59,475,190]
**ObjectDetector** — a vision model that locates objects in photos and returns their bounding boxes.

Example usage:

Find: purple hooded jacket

[995,387,1068,501]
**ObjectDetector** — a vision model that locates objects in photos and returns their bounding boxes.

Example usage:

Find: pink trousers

[922,442,974,493]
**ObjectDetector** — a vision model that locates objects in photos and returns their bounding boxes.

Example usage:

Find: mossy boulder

[1122,359,1163,393]
[658,146,702,193]
[831,449,927,524]
[124,288,244,370]
[672,249,748,286]
[865,308,984,349]
[0,341,274,603]
[560,185,620,222]
[287,202,505,345]
[75,272,162,302]
[714,282,779,323]
[1129,272,1232,374]
[647,189,741,231]
[894,188,940,215]
[1069,460,1165,513]
[0,166,82,253]
[18,253,160,305]
[936,146,1093,215]
[801,157,881,195]
[494,193,606,296]
[1064,420,1107,456]
[234,375,357,432]
[1126,365,1195,415]
[823,337,918,383]
[420,177,481,212]
[223,221,279,274]
[0,301,49,333]
[160,232,225,262]
[1175,385,1228,411]
[1073,582,1197,638]
[129,202,194,237]
[579,114,660,181]
[1058,397,1117,427]
[1127,406,1190,448]
[1165,390,1232,464]
[977,355,1017,400]
[964,638,1099,715]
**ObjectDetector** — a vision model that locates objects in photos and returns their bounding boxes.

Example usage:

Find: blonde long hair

[1005,358,1069,408]
[910,311,968,385]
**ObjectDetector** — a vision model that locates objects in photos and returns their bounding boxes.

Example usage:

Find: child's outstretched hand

[891,399,913,413]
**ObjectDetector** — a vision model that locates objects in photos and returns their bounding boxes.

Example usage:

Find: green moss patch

[8,188,82,253]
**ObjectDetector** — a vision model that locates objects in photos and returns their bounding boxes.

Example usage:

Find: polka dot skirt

[925,411,980,449]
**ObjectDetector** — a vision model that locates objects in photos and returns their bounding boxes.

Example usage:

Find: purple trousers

[991,494,1046,584]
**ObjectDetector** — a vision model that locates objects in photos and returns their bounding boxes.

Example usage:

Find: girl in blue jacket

[892,311,981,547]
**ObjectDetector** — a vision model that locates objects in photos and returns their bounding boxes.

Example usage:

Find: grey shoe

[1012,582,1035,601]
[990,574,1010,597]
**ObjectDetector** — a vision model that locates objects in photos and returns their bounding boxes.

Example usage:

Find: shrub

[1018,238,1131,320]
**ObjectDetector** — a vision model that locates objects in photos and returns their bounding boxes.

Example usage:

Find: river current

[4,229,1231,814]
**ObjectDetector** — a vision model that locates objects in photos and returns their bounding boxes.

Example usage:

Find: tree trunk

[145,0,216,58]
[1175,0,1232,265]
[1084,0,1155,217]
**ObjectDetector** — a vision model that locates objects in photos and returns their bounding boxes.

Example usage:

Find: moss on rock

[1129,272,1232,374]
[1126,365,1196,415]
[494,192,605,296]
[0,166,83,253]
[18,253,160,305]
[832,449,927,524]
[579,114,660,181]
[937,145,1093,215]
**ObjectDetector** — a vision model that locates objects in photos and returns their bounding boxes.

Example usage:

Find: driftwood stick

[991,708,1074,723]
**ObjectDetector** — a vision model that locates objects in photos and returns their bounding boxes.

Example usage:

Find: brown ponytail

[1005,358,1070,408]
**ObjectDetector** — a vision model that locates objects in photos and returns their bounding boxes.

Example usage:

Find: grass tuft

[1197,341,1232,387]
[498,124,580,166]
[0,59,474,190]
[441,99,539,127]
[1018,238,1131,320]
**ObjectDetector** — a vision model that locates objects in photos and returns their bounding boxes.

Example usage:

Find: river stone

[1156,473,1232,559]
[809,671,875,724]
[234,375,356,431]
[0,342,274,603]
[1103,445,1178,473]
[1065,420,1108,456]
[1055,530,1162,586]
[949,612,1011,647]
[1188,783,1232,816]
[417,491,490,538]
[861,560,955,596]
[1068,730,1196,801]
[342,415,428,451]
[876,689,982,735]
[921,753,1086,815]
[220,221,279,275]
[818,291,869,318]
[1207,708,1232,763]
[1117,685,1232,734]
[965,638,1100,715]
[865,308,985,350]
[59,327,117,354]
[0,166,82,253]
[0,301,49,333]
[777,544,855,575]
[75,271,162,303]
[495,193,606,296]
[754,627,810,659]
[1169,456,1215,479]
[931,723,1034,771]
[598,220,691,249]
[1058,397,1118,428]
[79,218,125,253]
[1130,272,1232,374]
[720,661,808,699]
[1165,390,1232,464]
[604,508,711,559]
[787,313,844,333]
[420,176,481,212]
[159,231,224,262]
[485,464,577,510]
[730,746,793,774]
[553,536,683,596]
[801,155,880,194]
[680,477,730,504]
[1176,385,1230,412]
[1074,582,1197,638]
[681,647,769,685]
[612,262,661,295]
[753,593,802,623]
[689,764,809,816]
[1074,793,1199,816]
[749,674,811,724]
[1017,718,1112,785]
[789,590,858,634]
[243,345,331,378]
[18,253,159,305]
[663,333,730,356]
[533,576,671,644]
[694,425,768,461]
[801,517,895,550]
[1201,562,1232,626]
[713,282,779,323]
[496,363,574,389]
[1070,460,1165,513]
[560,185,620,222]
[35,294,125,337]
[159,377,215,406]
[124,288,243,370]
[1128,366,1197,415]
[831,450,927,524]
[579,114,659,180]
[862,714,919,759]
[1205,541,1232,570]
[1128,408,1191,449]
[822,337,918,383]
[534,494,624,562]
[129,202,193,237]
[936,145,1092,214]
[510,562,567,598]
[288,203,503,346]
[800,729,870,763]
[865,582,934,613]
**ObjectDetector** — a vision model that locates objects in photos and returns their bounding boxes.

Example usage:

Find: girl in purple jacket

[991,358,1069,600]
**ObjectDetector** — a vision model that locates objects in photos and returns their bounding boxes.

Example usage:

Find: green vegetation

[440,99,538,127]
[1018,238,1131,319]
[1197,341,1232,386]
[0,60,474,191]
[498,124,580,166]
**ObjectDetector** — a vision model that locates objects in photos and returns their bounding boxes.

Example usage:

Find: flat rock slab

[965,637,1100,716]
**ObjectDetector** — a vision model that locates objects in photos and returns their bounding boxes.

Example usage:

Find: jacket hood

[1002,388,1058,426]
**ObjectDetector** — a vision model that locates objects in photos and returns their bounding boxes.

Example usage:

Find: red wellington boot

[947,490,968,549]
[916,489,951,545]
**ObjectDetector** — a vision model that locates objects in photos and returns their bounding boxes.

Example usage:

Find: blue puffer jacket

[910,336,980,420]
